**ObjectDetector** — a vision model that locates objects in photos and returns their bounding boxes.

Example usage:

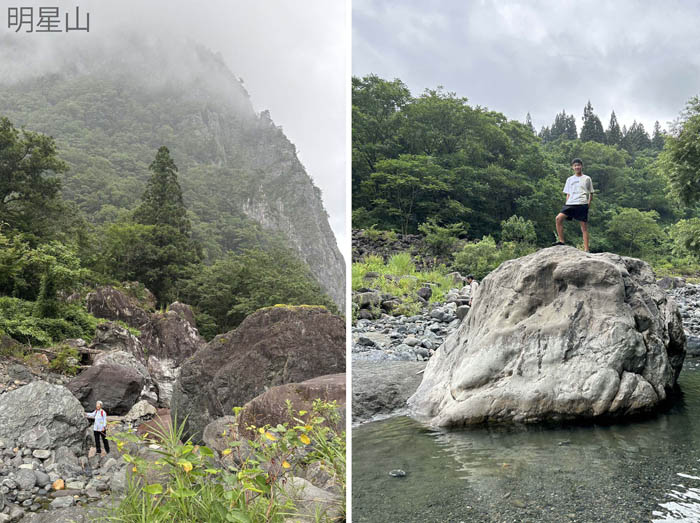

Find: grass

[353,252,456,315]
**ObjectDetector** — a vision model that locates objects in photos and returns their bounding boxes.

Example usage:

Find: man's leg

[102,432,110,454]
[555,213,567,243]
[94,431,101,454]
[580,221,589,252]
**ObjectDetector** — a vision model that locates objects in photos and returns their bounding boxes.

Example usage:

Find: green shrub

[0,297,101,346]
[106,400,345,522]
[49,345,80,375]
[418,219,465,256]
[454,236,536,280]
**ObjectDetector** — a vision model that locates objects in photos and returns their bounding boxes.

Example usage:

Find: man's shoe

[552,241,565,246]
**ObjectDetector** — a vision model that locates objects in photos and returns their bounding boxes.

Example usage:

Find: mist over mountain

[0,35,345,309]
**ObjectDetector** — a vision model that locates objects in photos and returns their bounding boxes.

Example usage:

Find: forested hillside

[0,39,344,345]
[0,38,345,310]
[352,74,700,277]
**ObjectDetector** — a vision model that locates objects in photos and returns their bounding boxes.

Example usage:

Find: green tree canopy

[605,111,623,146]
[0,117,68,237]
[580,101,606,143]
[660,96,700,206]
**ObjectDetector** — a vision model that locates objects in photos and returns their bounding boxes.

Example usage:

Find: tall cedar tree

[652,121,665,150]
[624,121,652,153]
[606,111,623,145]
[580,101,606,143]
[133,146,200,305]
[525,113,535,133]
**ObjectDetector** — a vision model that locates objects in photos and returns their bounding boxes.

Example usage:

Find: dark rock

[417,286,432,301]
[237,373,345,438]
[67,364,145,415]
[86,286,151,329]
[358,309,378,320]
[8,364,33,383]
[171,306,345,442]
[353,291,382,309]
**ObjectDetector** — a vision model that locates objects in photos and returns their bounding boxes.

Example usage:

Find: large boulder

[0,381,86,451]
[86,286,151,329]
[353,361,426,424]
[172,306,345,442]
[409,247,686,426]
[237,373,345,437]
[67,363,145,415]
[138,306,206,406]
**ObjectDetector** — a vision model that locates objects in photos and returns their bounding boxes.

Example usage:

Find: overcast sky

[353,0,700,135]
[1,0,348,258]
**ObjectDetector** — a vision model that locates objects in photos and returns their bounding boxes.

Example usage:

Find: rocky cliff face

[0,37,345,310]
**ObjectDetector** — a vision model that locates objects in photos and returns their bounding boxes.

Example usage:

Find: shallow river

[352,361,700,522]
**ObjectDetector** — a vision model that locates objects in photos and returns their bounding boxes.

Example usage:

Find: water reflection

[353,366,700,522]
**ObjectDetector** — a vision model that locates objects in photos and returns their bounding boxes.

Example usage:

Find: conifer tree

[525,112,535,133]
[652,121,665,150]
[133,146,200,305]
[580,101,606,143]
[606,111,623,146]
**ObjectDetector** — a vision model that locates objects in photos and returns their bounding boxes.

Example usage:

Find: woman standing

[86,400,109,457]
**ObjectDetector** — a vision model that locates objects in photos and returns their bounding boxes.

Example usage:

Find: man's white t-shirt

[563,174,594,205]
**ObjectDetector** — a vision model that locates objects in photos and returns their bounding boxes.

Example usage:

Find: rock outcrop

[86,286,151,329]
[409,247,686,426]
[67,364,145,415]
[0,381,86,451]
[237,373,345,437]
[138,308,205,406]
[171,306,345,442]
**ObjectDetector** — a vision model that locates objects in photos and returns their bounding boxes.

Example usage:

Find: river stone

[353,361,427,423]
[22,505,92,523]
[237,374,345,438]
[171,306,345,443]
[0,381,86,451]
[66,363,145,415]
[50,496,74,509]
[14,468,36,490]
[409,247,686,426]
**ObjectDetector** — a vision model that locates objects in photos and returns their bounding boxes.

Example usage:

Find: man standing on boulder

[86,400,109,457]
[554,158,594,252]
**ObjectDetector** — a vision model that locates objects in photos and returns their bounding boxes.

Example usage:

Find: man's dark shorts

[560,204,589,222]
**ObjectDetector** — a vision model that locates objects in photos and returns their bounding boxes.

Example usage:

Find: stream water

[352,361,700,522]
